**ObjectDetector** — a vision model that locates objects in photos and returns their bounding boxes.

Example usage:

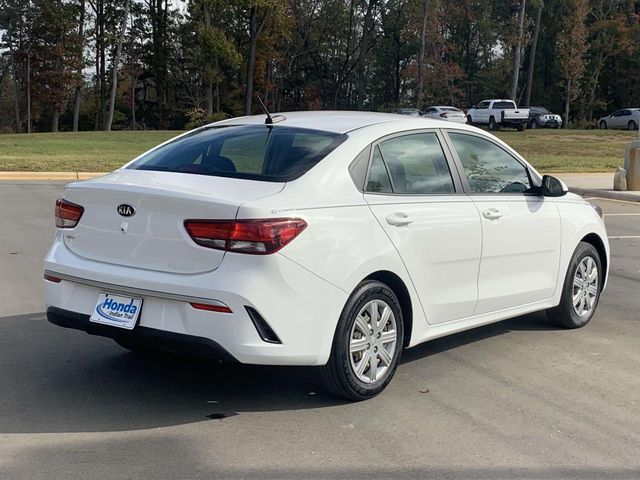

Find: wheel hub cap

[349,299,398,384]
[572,256,599,317]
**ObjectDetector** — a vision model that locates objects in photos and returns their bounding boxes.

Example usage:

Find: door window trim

[440,129,542,197]
[361,129,465,196]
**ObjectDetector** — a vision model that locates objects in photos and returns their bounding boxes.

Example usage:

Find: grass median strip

[0,128,636,173]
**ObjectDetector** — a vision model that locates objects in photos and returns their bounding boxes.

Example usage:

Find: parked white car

[421,106,466,124]
[598,109,640,131]
[45,111,609,400]
[467,99,530,131]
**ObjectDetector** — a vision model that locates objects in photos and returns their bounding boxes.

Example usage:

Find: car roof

[209,110,448,134]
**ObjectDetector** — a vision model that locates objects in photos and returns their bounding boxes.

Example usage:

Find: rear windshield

[493,101,517,109]
[441,107,461,112]
[127,125,347,182]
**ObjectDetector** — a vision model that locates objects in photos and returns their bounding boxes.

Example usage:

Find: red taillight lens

[55,199,84,228]
[44,273,61,283]
[184,218,307,255]
[190,302,233,313]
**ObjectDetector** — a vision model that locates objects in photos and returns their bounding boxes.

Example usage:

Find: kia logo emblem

[117,204,136,217]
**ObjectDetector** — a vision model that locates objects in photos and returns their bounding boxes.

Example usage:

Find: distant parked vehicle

[466,99,529,131]
[528,106,563,129]
[392,108,422,116]
[598,109,640,131]
[421,106,466,124]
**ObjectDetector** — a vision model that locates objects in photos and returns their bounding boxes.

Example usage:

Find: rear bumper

[44,234,348,366]
[47,306,238,361]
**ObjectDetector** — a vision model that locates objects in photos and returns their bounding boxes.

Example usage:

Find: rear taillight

[184,218,307,255]
[55,199,84,228]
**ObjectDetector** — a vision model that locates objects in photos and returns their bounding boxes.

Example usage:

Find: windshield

[532,107,550,114]
[127,125,347,182]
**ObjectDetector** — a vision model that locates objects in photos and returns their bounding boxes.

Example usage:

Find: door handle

[386,212,413,227]
[482,208,503,220]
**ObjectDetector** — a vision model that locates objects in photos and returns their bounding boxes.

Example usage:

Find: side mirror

[540,175,568,197]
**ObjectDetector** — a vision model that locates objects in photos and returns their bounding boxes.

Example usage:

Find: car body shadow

[0,310,556,434]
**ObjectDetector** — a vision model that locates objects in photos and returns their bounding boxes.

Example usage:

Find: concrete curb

[0,172,106,181]
[571,187,640,203]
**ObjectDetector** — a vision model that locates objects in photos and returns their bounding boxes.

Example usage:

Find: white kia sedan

[45,111,609,400]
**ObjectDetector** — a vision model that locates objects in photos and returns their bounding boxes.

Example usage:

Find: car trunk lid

[61,170,284,274]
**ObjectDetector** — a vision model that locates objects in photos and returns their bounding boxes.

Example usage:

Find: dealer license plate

[89,292,142,330]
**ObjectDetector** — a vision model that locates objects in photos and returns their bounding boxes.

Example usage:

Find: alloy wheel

[572,256,599,317]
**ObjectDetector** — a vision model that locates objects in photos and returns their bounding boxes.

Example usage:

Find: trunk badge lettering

[120,222,128,233]
[117,204,135,217]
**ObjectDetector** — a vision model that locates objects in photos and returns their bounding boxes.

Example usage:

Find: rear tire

[466,115,473,125]
[517,124,525,132]
[488,117,498,131]
[629,120,638,131]
[547,242,602,329]
[321,280,404,401]
[530,120,538,129]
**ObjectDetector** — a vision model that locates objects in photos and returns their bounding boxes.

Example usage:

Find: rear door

[444,130,561,315]
[364,131,482,324]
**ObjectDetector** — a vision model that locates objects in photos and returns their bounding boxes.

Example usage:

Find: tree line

[0,0,639,133]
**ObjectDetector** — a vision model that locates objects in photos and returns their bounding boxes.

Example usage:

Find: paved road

[1,182,639,480]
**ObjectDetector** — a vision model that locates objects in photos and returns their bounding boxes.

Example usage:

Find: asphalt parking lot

[0,181,639,480]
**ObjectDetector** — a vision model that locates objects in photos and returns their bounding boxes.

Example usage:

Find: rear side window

[127,125,347,182]
[373,133,455,194]
[367,133,455,195]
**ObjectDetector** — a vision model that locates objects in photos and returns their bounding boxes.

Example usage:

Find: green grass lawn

[0,128,636,173]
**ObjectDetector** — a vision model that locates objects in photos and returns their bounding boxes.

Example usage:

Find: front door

[363,131,482,324]
[445,131,562,315]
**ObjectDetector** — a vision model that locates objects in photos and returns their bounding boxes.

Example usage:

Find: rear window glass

[493,101,517,109]
[441,107,461,112]
[127,125,347,182]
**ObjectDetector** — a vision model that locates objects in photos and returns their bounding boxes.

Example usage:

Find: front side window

[366,133,455,194]
[127,125,346,182]
[449,133,531,194]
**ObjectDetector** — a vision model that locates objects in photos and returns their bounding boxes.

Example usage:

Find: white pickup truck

[466,99,529,131]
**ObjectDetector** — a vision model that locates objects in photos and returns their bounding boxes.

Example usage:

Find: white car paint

[44,111,609,368]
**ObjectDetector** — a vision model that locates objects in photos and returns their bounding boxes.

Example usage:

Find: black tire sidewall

[557,242,602,328]
[328,281,404,400]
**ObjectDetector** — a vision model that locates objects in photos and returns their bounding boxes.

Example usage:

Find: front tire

[488,117,498,131]
[599,120,607,130]
[547,242,602,329]
[629,120,638,131]
[321,280,404,401]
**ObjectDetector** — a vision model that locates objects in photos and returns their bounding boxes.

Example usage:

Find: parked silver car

[421,106,466,124]
[598,109,640,130]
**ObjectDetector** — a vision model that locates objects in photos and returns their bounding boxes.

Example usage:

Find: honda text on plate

[45,111,609,400]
